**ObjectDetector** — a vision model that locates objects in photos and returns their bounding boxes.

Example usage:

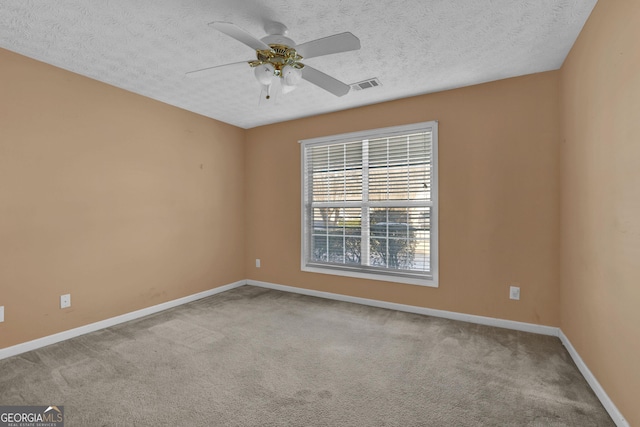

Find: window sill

[302,264,438,288]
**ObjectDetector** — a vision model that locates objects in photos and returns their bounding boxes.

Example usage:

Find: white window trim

[300,121,439,288]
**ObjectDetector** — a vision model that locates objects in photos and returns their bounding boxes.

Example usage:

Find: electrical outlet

[60,294,71,309]
[0,306,4,322]
[509,286,520,301]
[256,259,261,268]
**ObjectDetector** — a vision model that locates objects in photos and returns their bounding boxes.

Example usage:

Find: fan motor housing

[260,33,296,47]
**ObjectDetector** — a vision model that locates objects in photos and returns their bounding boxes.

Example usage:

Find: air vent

[350,78,382,91]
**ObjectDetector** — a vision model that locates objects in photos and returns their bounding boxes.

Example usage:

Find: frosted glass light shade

[254,63,275,86]
[282,65,302,86]
[281,65,302,94]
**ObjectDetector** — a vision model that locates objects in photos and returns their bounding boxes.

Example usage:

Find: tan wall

[560,0,640,424]
[0,49,246,349]
[245,72,561,326]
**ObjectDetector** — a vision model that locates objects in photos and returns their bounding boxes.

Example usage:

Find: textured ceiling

[1,0,597,129]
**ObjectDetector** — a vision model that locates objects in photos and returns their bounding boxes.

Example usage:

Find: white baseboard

[559,330,629,427]
[246,280,559,336]
[0,280,245,361]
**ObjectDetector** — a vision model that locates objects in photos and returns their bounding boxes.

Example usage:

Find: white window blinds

[301,121,438,287]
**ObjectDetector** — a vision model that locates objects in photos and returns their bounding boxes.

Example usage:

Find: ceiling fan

[187,21,361,100]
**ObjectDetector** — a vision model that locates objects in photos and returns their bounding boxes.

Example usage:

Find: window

[300,121,438,287]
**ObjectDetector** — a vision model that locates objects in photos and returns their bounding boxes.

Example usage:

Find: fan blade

[301,65,351,97]
[209,22,271,51]
[186,60,250,78]
[296,32,361,59]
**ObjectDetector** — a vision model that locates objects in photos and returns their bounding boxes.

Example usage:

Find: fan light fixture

[250,44,304,99]
[253,63,303,98]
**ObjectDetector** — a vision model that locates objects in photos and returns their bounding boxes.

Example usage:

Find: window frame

[300,121,439,287]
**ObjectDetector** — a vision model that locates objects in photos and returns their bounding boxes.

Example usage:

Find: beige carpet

[0,285,613,426]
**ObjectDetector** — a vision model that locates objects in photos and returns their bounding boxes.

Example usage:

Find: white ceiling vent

[350,78,382,91]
